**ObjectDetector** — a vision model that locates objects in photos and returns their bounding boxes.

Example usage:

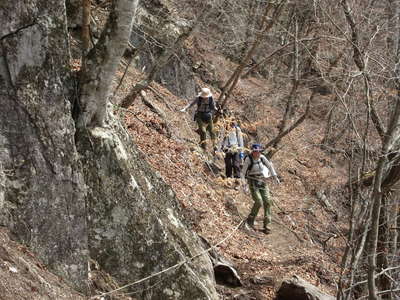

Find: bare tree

[365,80,400,300]
[218,0,287,111]
[341,0,386,143]
[76,0,138,129]
[81,0,91,57]
[278,8,299,133]
[330,1,400,298]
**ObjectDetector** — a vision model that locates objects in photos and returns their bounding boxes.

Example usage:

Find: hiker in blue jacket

[222,120,244,178]
[241,144,280,234]
[180,88,217,151]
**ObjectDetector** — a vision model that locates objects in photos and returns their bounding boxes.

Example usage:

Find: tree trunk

[365,75,400,300]
[266,94,312,158]
[341,0,386,143]
[81,0,91,57]
[218,0,286,110]
[376,194,391,299]
[279,16,299,132]
[77,0,138,129]
[386,0,400,56]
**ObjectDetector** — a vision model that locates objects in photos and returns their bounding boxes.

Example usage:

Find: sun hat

[199,87,212,98]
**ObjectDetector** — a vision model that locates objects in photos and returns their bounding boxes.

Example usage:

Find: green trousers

[196,116,215,149]
[247,180,272,229]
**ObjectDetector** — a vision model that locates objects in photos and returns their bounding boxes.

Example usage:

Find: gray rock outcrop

[0,0,88,291]
[130,2,197,99]
[1,1,219,298]
[77,112,218,299]
[276,275,335,300]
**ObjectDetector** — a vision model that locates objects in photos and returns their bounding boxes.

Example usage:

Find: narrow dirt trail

[117,65,345,298]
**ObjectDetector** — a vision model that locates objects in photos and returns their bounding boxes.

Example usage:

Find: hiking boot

[245,217,255,230]
[262,227,271,234]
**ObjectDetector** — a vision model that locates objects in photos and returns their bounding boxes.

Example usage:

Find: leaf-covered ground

[115,48,349,298]
[0,228,86,300]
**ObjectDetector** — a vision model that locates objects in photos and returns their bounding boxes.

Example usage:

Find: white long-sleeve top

[222,126,244,151]
[241,154,277,179]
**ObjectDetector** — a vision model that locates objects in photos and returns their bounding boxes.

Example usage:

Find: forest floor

[0,36,351,300]
[115,45,350,299]
[0,228,86,300]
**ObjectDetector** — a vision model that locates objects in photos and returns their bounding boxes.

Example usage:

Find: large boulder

[77,111,219,300]
[276,275,335,300]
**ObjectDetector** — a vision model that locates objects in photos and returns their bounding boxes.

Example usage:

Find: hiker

[180,88,217,150]
[241,143,280,234]
[222,120,244,178]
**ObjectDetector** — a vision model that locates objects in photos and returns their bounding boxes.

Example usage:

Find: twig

[146,85,174,111]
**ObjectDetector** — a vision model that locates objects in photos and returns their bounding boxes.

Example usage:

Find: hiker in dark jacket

[222,120,244,178]
[241,143,280,234]
[180,88,217,150]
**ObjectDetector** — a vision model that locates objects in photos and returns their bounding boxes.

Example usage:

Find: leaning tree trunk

[76,0,138,129]
[0,0,88,291]
[218,0,286,111]
[341,0,386,143]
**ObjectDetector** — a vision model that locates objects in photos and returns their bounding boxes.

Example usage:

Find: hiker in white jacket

[241,143,280,234]
[222,121,244,178]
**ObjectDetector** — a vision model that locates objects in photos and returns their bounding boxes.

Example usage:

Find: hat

[251,143,263,152]
[199,88,212,98]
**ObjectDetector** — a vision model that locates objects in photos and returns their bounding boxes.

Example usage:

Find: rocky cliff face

[130,2,197,99]
[0,0,218,298]
[0,0,88,291]
[77,112,218,299]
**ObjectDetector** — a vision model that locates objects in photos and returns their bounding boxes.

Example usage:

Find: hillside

[113,41,349,299]
[3,1,399,299]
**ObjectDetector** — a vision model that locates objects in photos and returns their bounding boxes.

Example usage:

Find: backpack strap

[208,96,214,113]
[245,155,254,177]
[246,154,271,177]
[260,156,267,167]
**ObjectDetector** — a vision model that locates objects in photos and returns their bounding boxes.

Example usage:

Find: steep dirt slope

[0,228,86,300]
[114,53,349,299]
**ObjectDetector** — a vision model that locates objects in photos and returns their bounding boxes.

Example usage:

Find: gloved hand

[239,152,244,159]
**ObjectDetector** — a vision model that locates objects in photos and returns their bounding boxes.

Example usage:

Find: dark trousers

[224,152,241,178]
